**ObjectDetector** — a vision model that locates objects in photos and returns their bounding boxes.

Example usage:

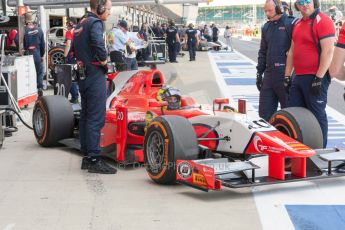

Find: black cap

[119,20,128,30]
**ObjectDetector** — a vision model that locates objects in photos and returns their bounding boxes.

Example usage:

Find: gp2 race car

[182,39,228,52]
[32,62,345,191]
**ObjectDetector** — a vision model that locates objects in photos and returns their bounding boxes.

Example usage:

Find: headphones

[96,0,106,15]
[273,0,283,15]
[294,0,320,12]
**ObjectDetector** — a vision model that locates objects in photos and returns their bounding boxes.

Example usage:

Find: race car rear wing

[176,149,345,192]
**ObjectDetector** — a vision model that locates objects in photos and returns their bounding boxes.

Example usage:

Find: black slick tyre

[33,95,74,147]
[144,115,199,184]
[269,107,323,149]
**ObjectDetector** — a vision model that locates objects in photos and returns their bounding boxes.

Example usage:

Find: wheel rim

[33,107,46,137]
[51,51,64,65]
[146,130,165,173]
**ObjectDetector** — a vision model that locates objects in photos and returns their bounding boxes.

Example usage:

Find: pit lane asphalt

[0,52,262,230]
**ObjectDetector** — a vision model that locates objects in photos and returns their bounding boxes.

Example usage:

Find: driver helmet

[157,86,181,110]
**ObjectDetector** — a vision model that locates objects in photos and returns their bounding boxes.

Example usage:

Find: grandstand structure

[197,0,345,28]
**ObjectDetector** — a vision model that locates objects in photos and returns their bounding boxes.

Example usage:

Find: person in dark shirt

[22,13,46,97]
[185,23,199,61]
[73,0,117,174]
[165,20,180,63]
[138,23,150,61]
[256,0,295,122]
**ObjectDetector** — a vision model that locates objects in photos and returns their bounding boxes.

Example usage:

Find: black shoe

[81,157,91,170]
[88,159,117,174]
[170,60,178,63]
[38,88,43,97]
[70,98,79,104]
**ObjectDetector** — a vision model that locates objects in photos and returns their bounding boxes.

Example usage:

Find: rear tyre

[144,115,199,184]
[33,96,74,147]
[269,107,323,149]
[48,46,65,70]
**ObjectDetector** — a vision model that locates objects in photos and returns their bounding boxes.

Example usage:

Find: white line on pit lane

[3,224,15,230]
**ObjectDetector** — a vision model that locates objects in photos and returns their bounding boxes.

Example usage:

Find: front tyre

[144,115,199,184]
[270,107,323,149]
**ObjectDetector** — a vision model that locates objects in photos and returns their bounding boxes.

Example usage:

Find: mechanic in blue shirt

[165,20,180,63]
[256,0,296,121]
[73,0,116,174]
[22,13,46,97]
[185,23,199,61]
[108,20,130,71]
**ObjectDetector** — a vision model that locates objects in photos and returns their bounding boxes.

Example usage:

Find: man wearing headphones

[256,0,295,121]
[285,0,335,148]
[73,0,117,174]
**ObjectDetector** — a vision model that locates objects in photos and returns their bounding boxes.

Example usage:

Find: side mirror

[213,98,229,104]
[213,98,230,111]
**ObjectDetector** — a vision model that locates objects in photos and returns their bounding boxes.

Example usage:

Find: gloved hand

[284,75,291,93]
[256,73,263,91]
[311,76,322,95]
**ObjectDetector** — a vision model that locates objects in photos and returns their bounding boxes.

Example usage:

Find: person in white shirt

[224,25,233,52]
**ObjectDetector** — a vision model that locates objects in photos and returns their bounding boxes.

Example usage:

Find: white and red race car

[32,63,345,191]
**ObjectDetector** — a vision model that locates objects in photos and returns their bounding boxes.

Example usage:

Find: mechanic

[256,0,295,122]
[73,0,117,174]
[157,86,181,110]
[165,20,180,63]
[152,22,164,39]
[63,18,79,104]
[22,13,46,97]
[330,23,345,80]
[6,28,17,53]
[202,25,212,42]
[185,23,199,61]
[211,24,220,51]
[285,0,335,148]
[108,20,130,72]
[224,25,233,52]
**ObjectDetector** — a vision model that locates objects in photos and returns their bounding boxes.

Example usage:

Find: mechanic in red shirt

[330,23,345,80]
[6,29,17,49]
[284,0,335,148]
[63,18,79,104]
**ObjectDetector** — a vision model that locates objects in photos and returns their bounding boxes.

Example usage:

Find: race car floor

[0,52,261,230]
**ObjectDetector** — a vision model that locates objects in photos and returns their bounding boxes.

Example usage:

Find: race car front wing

[176,149,345,192]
